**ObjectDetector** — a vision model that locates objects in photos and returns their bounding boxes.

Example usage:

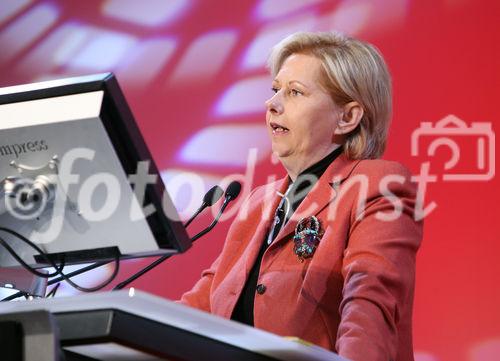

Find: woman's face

[265,53,343,173]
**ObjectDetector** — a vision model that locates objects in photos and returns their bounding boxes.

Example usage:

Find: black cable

[1,260,112,301]
[0,290,28,302]
[0,227,65,277]
[0,237,64,278]
[59,254,119,292]
[45,283,60,298]
[47,260,111,286]
[0,227,120,293]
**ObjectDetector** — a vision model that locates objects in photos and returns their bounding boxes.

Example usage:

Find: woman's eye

[271,87,279,94]
[290,89,302,96]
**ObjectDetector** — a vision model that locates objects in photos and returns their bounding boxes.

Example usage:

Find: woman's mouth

[270,122,289,135]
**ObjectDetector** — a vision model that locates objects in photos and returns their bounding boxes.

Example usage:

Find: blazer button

[256,284,266,295]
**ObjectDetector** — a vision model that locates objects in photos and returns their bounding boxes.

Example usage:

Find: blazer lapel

[270,154,362,249]
[242,177,290,275]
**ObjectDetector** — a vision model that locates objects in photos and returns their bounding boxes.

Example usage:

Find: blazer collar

[269,153,361,248]
[242,154,361,275]
[242,175,288,274]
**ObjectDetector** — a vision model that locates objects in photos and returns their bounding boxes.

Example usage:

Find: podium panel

[0,290,347,361]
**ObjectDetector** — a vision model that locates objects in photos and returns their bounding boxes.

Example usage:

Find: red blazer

[180,154,423,361]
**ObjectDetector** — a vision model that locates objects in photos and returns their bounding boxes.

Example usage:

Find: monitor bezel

[0,73,191,265]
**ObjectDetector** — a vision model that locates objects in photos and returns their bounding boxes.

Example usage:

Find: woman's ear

[334,101,364,135]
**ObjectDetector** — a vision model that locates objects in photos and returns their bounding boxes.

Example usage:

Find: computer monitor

[0,73,191,268]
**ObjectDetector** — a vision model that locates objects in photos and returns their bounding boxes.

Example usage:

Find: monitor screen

[0,73,191,268]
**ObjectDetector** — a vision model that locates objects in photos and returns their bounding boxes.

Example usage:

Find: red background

[0,1,499,360]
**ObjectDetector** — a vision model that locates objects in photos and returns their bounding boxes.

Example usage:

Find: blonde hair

[267,31,392,159]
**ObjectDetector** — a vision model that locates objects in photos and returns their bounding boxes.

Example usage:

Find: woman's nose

[265,94,284,114]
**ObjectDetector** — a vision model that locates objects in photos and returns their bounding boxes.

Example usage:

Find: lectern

[0,290,347,361]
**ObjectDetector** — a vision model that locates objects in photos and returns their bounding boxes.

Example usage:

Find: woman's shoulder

[351,158,413,179]
[346,158,417,199]
[249,178,285,200]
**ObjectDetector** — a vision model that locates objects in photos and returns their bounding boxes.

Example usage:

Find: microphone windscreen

[225,181,242,200]
[203,185,224,206]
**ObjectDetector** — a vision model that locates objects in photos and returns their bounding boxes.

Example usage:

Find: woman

[180,31,423,361]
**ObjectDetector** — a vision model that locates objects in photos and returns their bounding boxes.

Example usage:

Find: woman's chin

[271,145,291,159]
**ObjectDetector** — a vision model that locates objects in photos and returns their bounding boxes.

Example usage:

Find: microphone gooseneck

[184,185,224,228]
[191,181,242,242]
[113,182,241,291]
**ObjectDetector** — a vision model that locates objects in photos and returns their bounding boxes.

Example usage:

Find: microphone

[112,182,241,291]
[191,181,241,242]
[184,185,224,227]
[224,180,242,202]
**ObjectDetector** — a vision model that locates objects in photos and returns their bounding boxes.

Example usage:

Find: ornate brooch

[293,216,323,262]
